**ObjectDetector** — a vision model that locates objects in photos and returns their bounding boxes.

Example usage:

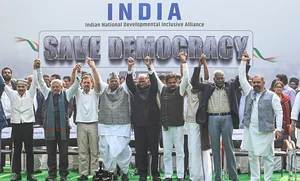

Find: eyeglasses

[275,86,283,88]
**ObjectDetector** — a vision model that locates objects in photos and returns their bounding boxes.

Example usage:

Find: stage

[0,167,294,181]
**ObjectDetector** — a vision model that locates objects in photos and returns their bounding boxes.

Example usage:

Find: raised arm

[70,66,77,86]
[178,52,189,96]
[35,59,51,99]
[66,63,82,101]
[28,59,40,97]
[191,54,208,90]
[202,54,209,81]
[87,57,100,93]
[144,56,158,94]
[239,52,252,96]
[151,60,164,94]
[126,57,137,94]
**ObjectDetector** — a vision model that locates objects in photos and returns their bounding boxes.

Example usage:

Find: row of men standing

[0,54,212,181]
[0,50,290,181]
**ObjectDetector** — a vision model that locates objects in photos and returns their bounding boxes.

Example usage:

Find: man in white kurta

[183,53,212,181]
[239,52,283,181]
[97,71,131,181]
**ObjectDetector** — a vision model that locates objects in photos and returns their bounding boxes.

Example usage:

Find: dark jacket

[34,89,45,126]
[126,73,160,126]
[0,77,7,129]
[191,66,240,129]
[0,77,4,98]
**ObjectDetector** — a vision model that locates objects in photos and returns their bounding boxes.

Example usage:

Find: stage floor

[0,167,296,181]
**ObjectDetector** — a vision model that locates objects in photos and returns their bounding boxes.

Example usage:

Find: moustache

[253,85,261,92]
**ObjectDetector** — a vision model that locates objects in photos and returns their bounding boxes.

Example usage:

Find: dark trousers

[12,123,34,174]
[134,124,160,178]
[184,135,189,175]
[1,119,12,168]
[46,131,69,177]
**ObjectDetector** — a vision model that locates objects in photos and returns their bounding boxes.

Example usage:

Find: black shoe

[121,174,129,181]
[153,177,161,181]
[139,176,147,181]
[78,175,88,181]
[60,176,68,181]
[27,174,37,181]
[0,166,4,173]
[10,173,22,181]
[34,169,42,174]
[93,175,101,181]
[102,171,113,181]
[164,178,172,181]
[45,176,57,181]
[178,178,185,181]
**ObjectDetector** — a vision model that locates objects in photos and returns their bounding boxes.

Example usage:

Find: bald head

[137,74,149,89]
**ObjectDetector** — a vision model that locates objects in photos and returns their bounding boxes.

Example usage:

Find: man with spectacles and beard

[191,55,240,181]
[239,52,282,181]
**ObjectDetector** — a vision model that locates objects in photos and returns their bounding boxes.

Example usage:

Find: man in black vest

[126,57,161,181]
[153,52,189,181]
[35,59,82,181]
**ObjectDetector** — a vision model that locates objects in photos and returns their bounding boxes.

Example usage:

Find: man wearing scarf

[98,70,131,181]
[35,59,82,181]
[152,52,189,181]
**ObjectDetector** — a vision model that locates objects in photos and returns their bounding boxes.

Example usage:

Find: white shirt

[238,91,246,129]
[283,84,296,107]
[291,92,300,120]
[4,72,37,124]
[1,91,12,119]
[239,61,282,131]
[75,89,100,123]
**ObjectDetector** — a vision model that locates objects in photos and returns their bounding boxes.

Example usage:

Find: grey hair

[213,70,225,77]
[50,79,63,86]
